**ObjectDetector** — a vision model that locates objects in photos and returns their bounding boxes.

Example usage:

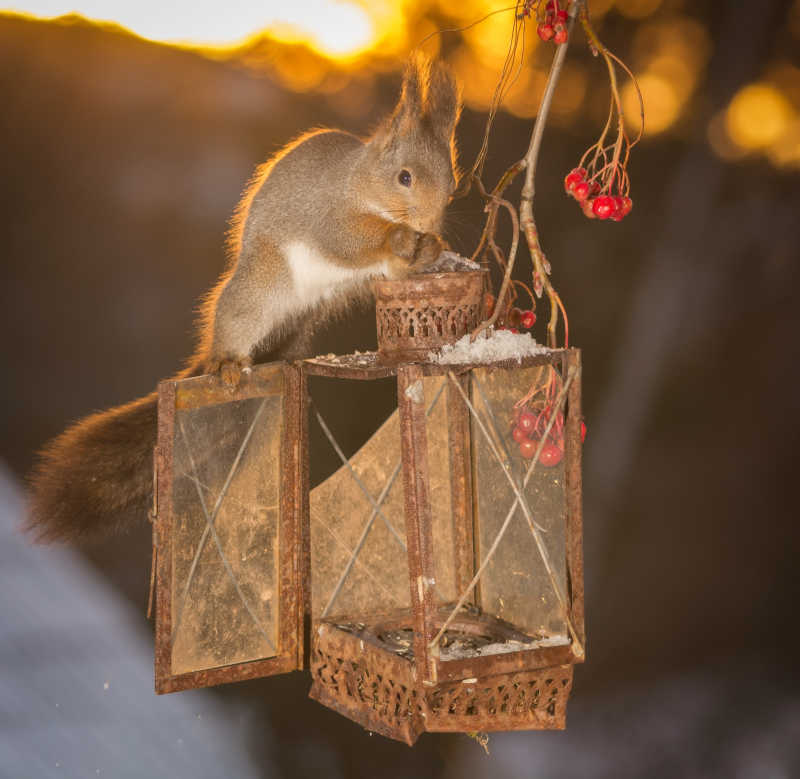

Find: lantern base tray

[309,613,573,745]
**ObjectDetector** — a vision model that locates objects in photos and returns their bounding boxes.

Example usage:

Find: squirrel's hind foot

[204,356,253,389]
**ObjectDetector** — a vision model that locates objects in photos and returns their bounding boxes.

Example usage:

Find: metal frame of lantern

[152,362,307,694]
[303,349,584,745]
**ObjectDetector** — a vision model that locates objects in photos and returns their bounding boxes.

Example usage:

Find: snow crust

[420,250,481,274]
[438,632,570,662]
[431,327,550,365]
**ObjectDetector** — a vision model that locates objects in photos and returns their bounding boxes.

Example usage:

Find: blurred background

[1,0,799,776]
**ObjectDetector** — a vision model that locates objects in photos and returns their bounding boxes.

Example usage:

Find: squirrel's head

[360,55,462,234]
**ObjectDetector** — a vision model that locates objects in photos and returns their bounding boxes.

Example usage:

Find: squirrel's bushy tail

[26,391,159,543]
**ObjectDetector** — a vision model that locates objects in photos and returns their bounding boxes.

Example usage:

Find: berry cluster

[564,167,633,222]
[510,407,586,465]
[537,1,569,44]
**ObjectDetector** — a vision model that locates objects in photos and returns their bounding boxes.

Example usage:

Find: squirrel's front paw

[389,226,443,270]
[411,232,443,270]
[205,357,252,389]
[388,224,418,260]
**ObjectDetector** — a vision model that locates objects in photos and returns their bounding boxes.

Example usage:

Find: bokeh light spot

[725,83,794,150]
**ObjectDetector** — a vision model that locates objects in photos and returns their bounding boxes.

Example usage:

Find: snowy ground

[0,466,264,779]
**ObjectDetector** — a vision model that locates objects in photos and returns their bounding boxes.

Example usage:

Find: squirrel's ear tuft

[400,53,429,118]
[425,60,462,142]
[377,55,460,148]
[376,54,430,146]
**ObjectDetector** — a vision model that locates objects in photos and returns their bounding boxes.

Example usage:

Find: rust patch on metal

[174,364,284,409]
[303,353,397,381]
[398,365,438,685]
[155,380,176,693]
[563,349,586,649]
[446,372,475,598]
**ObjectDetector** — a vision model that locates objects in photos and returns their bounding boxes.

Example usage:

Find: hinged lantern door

[425,350,585,686]
[153,362,306,693]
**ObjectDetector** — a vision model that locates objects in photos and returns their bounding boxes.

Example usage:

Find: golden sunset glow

[2,0,380,56]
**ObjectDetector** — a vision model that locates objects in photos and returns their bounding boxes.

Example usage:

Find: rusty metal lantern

[152,275,585,746]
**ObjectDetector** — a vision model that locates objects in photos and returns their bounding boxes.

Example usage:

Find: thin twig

[471,195,520,339]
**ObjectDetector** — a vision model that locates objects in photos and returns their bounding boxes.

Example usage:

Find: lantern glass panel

[309,380,411,623]
[169,394,283,675]
[432,364,569,661]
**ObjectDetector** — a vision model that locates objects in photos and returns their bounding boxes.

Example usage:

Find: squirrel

[26,55,462,543]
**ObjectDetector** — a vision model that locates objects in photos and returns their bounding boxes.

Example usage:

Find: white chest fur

[284,240,388,306]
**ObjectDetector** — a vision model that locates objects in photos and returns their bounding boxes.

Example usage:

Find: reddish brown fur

[26,391,160,543]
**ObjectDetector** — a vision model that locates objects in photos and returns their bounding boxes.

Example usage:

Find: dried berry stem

[471,193,520,338]
[469,161,525,263]
[519,2,579,348]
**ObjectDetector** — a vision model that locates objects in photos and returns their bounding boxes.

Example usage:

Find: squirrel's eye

[398,169,412,187]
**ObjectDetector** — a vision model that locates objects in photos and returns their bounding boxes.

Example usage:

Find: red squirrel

[26,55,462,543]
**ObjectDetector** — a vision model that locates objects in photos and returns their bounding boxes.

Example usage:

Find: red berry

[553,24,568,44]
[581,198,597,219]
[512,425,529,444]
[572,180,590,201]
[619,196,633,216]
[563,167,585,193]
[610,196,626,221]
[592,195,615,219]
[508,327,519,334]
[537,22,554,41]
[517,411,536,433]
[556,9,568,21]
[520,310,536,329]
[539,442,564,467]
[580,420,587,442]
[519,437,538,459]
[564,168,586,195]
